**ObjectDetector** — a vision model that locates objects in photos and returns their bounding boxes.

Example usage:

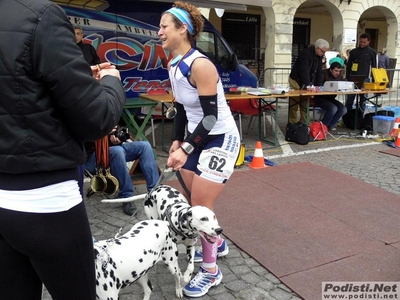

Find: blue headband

[167,7,194,35]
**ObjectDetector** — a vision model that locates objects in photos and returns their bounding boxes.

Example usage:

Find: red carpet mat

[379,147,400,157]
[211,162,400,300]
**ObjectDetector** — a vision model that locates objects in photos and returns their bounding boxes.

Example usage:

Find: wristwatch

[180,142,194,155]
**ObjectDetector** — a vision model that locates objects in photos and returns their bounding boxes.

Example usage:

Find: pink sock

[201,236,217,269]
[216,235,222,247]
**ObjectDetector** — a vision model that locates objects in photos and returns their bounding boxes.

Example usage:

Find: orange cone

[396,131,400,148]
[248,141,267,169]
[391,117,400,137]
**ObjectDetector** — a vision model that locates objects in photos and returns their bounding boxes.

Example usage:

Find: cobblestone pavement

[42,107,400,300]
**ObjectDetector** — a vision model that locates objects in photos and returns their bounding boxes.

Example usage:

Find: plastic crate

[372,115,395,135]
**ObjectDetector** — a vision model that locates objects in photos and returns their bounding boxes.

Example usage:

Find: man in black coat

[288,39,329,124]
[345,33,377,111]
[74,24,101,65]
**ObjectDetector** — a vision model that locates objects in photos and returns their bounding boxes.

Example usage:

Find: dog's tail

[101,193,147,203]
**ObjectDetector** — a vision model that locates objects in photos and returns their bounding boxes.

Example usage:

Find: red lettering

[97,41,139,70]
[139,43,172,70]
[123,78,171,92]
[122,78,141,92]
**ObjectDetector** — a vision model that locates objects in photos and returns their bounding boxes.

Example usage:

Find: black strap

[176,170,192,200]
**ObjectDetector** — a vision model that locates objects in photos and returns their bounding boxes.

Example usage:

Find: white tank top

[169,49,237,134]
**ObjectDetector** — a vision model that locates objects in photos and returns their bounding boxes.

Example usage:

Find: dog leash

[148,166,192,200]
[148,165,175,195]
[113,165,192,239]
[112,165,177,239]
[176,170,192,200]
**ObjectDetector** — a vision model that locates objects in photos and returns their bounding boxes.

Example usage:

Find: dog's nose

[215,228,223,235]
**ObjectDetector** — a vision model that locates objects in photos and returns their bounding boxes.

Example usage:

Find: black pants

[0,201,95,300]
[345,93,366,111]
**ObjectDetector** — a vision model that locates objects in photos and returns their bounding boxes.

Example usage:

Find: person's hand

[108,126,121,145]
[167,147,188,171]
[91,62,113,79]
[169,140,181,155]
[306,85,316,92]
[91,62,120,81]
[110,134,121,145]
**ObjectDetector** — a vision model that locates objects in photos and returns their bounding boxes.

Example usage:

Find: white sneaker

[183,266,222,297]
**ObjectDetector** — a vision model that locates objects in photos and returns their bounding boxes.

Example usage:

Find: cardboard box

[364,68,389,90]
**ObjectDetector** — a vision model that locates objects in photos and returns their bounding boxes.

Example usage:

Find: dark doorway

[292,18,311,66]
[365,28,378,50]
[221,13,261,61]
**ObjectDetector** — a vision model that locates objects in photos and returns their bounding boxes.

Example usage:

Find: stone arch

[342,2,398,68]
[360,6,397,63]
[262,0,344,69]
[262,0,399,74]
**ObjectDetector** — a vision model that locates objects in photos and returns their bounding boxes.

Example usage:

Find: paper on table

[230,87,271,95]
[247,91,272,96]
[246,88,272,95]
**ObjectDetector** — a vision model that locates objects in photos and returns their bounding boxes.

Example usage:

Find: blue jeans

[314,97,347,129]
[85,141,159,198]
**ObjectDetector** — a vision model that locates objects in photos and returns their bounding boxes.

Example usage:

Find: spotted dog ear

[178,213,187,223]
[143,197,154,207]
[178,210,192,224]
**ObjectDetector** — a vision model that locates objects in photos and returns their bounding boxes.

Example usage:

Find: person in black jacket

[345,33,377,111]
[0,1,125,299]
[313,59,347,130]
[74,24,101,65]
[288,39,329,124]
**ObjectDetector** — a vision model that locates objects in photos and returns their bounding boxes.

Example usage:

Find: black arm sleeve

[171,102,187,142]
[185,94,218,148]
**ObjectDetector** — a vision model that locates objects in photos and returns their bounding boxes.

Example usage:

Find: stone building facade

[206,0,399,84]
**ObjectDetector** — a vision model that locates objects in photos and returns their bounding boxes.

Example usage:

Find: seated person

[313,58,347,131]
[85,126,159,215]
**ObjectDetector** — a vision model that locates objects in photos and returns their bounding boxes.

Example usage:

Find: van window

[215,35,230,68]
[196,32,229,66]
[197,32,216,62]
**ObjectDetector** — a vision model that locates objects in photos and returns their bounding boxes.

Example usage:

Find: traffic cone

[391,117,400,137]
[396,131,400,148]
[248,141,267,169]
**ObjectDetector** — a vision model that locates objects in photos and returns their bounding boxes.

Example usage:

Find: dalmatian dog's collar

[94,240,113,269]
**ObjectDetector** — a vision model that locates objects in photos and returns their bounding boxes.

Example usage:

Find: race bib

[197,146,238,183]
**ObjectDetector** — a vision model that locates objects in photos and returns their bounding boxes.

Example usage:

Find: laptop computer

[349,75,367,89]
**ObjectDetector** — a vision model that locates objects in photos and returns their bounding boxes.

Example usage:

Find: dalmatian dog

[143,184,223,284]
[94,220,183,300]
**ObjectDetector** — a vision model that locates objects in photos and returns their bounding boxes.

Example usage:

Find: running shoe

[183,266,222,297]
